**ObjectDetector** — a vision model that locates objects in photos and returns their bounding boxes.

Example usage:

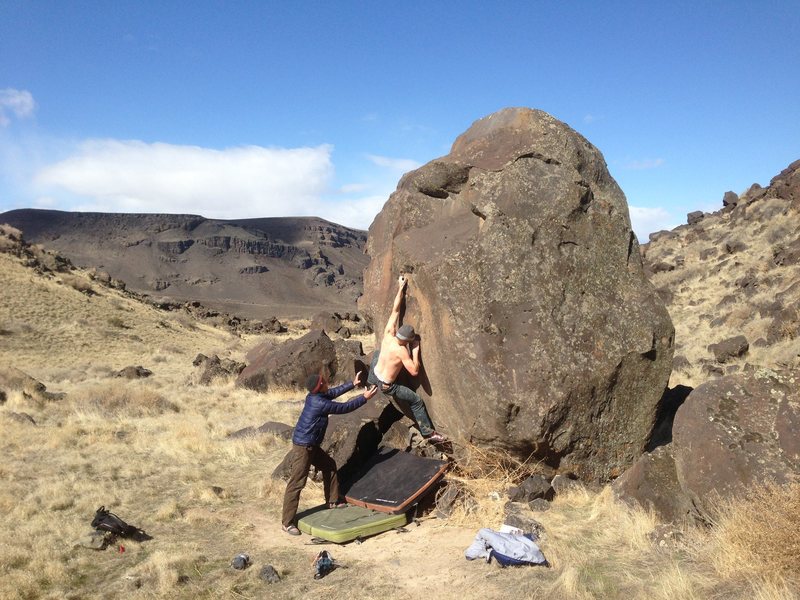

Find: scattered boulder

[311,312,342,334]
[672,369,800,520]
[507,475,553,502]
[435,480,468,519]
[766,306,799,343]
[261,316,286,334]
[672,355,691,372]
[649,261,675,274]
[772,239,800,266]
[698,247,717,261]
[228,421,293,441]
[701,362,725,377]
[0,367,64,402]
[115,366,153,379]
[502,502,546,540]
[258,565,281,584]
[193,354,245,385]
[550,474,583,496]
[359,107,674,482]
[687,211,704,225]
[724,238,747,254]
[4,411,37,425]
[332,339,365,382]
[707,335,749,363]
[722,191,739,208]
[527,498,551,512]
[612,445,692,523]
[0,224,73,273]
[238,330,337,392]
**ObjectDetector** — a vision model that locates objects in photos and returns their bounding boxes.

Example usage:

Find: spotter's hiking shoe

[282,524,301,536]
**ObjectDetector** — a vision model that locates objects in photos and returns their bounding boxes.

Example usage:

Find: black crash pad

[344,447,448,514]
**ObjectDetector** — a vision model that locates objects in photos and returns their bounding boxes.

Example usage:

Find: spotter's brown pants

[281,444,340,527]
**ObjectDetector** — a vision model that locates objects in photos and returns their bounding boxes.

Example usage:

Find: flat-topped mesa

[359,107,674,482]
[0,209,368,319]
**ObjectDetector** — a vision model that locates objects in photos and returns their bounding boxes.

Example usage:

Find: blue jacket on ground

[292,382,366,447]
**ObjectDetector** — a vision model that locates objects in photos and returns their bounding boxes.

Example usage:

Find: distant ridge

[0,209,369,319]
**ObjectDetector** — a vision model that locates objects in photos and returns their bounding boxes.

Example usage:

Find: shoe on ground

[282,524,301,536]
[328,501,348,509]
[425,431,447,443]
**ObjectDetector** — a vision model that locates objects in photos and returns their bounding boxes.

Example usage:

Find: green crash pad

[296,504,409,543]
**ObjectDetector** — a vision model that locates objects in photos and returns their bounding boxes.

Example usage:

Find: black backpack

[91,506,150,540]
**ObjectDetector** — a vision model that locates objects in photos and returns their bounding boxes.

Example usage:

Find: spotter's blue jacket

[291,382,366,447]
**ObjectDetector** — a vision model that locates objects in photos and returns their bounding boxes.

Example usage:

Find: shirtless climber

[367,275,446,443]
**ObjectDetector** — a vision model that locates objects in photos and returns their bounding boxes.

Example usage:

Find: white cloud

[34,140,334,219]
[629,205,677,242]
[338,182,370,194]
[366,154,422,173]
[623,158,665,170]
[0,89,36,126]
[318,194,388,231]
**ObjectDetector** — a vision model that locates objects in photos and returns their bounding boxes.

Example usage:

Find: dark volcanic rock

[612,445,692,523]
[687,211,704,225]
[115,365,153,379]
[332,339,365,382]
[766,306,799,343]
[0,367,64,402]
[237,330,338,392]
[722,191,739,208]
[358,108,674,481]
[228,421,293,440]
[672,369,800,519]
[502,502,546,539]
[707,335,749,363]
[4,411,37,425]
[550,474,583,496]
[311,312,342,334]
[507,475,553,502]
[193,354,246,385]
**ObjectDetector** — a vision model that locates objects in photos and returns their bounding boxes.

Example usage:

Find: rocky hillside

[0,209,368,320]
[642,159,800,387]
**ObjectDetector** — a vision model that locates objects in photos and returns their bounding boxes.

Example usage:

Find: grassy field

[1,249,798,599]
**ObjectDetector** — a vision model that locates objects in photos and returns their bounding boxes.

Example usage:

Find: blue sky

[1,1,798,239]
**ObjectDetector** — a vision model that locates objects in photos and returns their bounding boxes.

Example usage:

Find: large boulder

[237,330,338,392]
[358,108,674,481]
[672,369,800,519]
[237,331,366,392]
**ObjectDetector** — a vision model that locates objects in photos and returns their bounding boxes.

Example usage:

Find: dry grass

[442,444,542,527]
[694,482,800,585]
